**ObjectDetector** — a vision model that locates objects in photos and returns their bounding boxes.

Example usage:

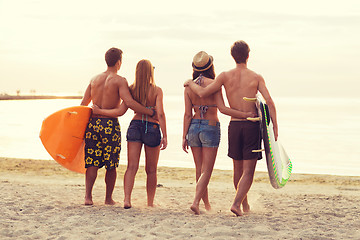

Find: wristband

[150,109,156,118]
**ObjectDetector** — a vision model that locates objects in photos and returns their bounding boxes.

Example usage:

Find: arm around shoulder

[185,72,225,98]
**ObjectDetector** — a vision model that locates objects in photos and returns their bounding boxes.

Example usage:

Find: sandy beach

[0,157,359,240]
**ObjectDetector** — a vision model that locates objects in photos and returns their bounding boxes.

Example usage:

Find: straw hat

[192,51,213,72]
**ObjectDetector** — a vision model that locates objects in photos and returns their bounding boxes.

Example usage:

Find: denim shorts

[187,119,220,148]
[126,120,161,147]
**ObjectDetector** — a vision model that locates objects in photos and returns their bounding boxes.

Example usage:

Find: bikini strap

[194,74,203,86]
[193,104,217,119]
[142,106,154,133]
[198,105,208,119]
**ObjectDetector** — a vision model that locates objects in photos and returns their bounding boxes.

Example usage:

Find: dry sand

[0,157,359,240]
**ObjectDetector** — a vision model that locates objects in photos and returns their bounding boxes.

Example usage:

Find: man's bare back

[220,65,262,120]
[90,72,123,110]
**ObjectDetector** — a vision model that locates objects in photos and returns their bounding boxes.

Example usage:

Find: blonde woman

[93,59,167,208]
[183,51,255,215]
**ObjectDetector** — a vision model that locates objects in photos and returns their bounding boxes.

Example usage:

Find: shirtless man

[80,48,154,206]
[184,40,278,216]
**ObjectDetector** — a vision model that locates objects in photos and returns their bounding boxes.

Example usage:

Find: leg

[233,159,243,189]
[233,160,250,212]
[230,159,257,216]
[104,168,117,205]
[190,147,211,210]
[123,141,142,209]
[144,145,160,207]
[85,166,99,205]
[190,147,218,215]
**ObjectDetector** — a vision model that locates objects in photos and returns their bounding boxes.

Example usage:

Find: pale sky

[0,0,359,97]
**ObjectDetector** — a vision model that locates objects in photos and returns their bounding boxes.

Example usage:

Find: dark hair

[105,48,123,67]
[192,65,215,80]
[231,40,250,64]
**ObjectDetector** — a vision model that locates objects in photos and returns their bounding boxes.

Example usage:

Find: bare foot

[242,202,250,213]
[105,199,116,205]
[190,204,200,215]
[124,201,132,209]
[84,197,93,206]
[204,202,212,211]
[230,205,243,216]
[147,199,155,207]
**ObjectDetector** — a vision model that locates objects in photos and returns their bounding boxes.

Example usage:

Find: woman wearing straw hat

[182,51,255,215]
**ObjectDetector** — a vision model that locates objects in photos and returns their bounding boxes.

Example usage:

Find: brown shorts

[228,121,262,160]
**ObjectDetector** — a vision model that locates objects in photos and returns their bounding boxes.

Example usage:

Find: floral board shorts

[84,117,121,170]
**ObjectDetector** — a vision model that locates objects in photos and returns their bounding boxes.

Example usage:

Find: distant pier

[0,95,82,100]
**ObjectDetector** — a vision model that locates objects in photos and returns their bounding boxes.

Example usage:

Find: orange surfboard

[39,106,92,174]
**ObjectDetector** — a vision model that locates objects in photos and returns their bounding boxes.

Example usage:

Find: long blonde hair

[130,59,155,106]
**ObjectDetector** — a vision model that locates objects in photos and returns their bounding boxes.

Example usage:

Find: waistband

[90,117,119,122]
[191,119,220,127]
[229,120,259,125]
[131,119,159,133]
[130,119,159,126]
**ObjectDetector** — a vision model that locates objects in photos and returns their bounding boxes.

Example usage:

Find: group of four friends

[80,40,278,216]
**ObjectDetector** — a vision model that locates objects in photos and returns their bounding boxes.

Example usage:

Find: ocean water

[0,96,359,176]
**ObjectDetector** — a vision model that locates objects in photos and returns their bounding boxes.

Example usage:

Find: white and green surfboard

[245,95,292,189]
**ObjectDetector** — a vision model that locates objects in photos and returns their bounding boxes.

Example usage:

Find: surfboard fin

[252,149,265,153]
[243,97,257,102]
[247,117,260,122]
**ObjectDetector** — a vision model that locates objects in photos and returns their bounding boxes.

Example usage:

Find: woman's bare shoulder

[154,85,163,95]
[203,77,215,87]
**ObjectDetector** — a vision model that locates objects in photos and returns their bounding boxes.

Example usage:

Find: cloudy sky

[0,0,359,97]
